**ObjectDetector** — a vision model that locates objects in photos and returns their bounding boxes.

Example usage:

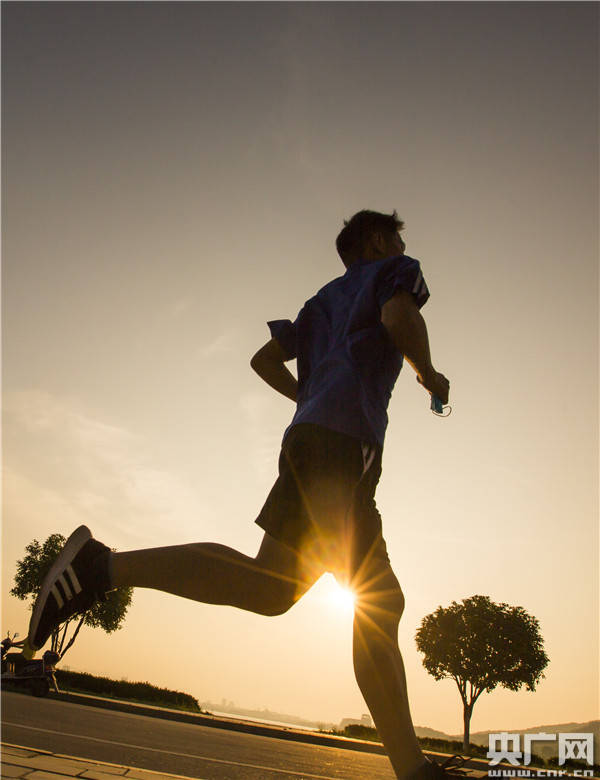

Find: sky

[2,1,598,736]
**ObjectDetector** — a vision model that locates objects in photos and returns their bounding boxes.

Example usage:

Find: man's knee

[384,584,405,621]
[354,565,405,627]
[358,584,404,622]
[254,533,313,616]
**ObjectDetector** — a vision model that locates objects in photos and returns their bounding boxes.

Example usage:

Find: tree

[415,594,549,754]
[11,534,133,659]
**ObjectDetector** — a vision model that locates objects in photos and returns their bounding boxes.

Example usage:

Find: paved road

[1,691,396,779]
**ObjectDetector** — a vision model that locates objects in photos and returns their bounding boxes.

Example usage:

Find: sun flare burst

[328,583,356,613]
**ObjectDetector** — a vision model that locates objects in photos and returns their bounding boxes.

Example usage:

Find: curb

[0,741,202,779]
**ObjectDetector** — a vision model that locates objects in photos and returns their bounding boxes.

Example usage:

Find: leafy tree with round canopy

[10,533,133,659]
[415,595,549,754]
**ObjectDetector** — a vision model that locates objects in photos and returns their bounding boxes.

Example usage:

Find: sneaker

[27,525,112,653]
[439,756,468,774]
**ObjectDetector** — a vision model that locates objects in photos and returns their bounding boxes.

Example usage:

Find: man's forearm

[251,355,298,402]
[384,306,435,384]
[381,294,449,404]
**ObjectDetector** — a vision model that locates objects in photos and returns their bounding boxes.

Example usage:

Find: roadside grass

[54,669,203,713]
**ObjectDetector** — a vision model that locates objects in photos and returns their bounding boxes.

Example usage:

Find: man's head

[336,210,405,268]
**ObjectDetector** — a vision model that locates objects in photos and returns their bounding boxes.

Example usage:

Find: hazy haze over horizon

[2,2,598,733]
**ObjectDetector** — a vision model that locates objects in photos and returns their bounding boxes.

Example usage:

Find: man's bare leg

[112,533,319,616]
[350,561,426,780]
[93,525,425,778]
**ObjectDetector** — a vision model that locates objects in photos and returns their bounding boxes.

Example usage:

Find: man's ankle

[106,550,115,590]
[92,549,114,594]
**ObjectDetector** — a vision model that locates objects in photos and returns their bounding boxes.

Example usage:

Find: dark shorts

[255,423,390,578]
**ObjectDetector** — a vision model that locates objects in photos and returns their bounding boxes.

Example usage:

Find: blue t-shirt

[268,254,430,447]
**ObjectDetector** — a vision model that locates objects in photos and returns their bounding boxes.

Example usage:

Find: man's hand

[251,338,298,402]
[417,369,450,405]
[381,289,450,405]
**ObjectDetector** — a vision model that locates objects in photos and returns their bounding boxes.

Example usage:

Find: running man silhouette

[26,210,451,780]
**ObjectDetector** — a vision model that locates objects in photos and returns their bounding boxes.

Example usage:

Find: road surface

[1,690,396,779]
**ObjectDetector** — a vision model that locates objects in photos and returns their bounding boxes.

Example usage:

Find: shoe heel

[21,638,36,660]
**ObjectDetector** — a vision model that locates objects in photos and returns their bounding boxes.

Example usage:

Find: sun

[328,582,356,613]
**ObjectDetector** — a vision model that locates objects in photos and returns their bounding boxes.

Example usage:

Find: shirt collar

[348,253,404,270]
[347,257,371,270]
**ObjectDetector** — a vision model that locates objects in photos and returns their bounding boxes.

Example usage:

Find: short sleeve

[376,255,430,310]
[267,318,297,360]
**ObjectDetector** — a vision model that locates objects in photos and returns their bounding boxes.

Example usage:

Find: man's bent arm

[381,289,449,404]
[251,338,298,402]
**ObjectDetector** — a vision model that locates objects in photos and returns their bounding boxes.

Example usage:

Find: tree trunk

[463,703,473,755]
[59,615,85,659]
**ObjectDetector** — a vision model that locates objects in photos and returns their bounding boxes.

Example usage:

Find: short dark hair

[336,210,404,268]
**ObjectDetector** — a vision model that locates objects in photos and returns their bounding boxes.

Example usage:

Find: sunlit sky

[2,2,598,735]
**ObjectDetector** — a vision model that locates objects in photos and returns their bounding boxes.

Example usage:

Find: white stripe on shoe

[66,564,82,594]
[58,574,73,601]
[51,585,64,609]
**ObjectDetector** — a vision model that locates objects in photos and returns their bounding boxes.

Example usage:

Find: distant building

[340,713,373,729]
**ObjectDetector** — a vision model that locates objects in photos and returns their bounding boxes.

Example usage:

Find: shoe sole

[27,525,92,651]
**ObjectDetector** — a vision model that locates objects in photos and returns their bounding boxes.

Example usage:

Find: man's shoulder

[300,255,422,314]
[317,255,419,295]
[318,268,350,294]
[299,272,348,311]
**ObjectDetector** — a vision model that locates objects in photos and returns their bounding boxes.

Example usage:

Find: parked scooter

[1,632,60,697]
